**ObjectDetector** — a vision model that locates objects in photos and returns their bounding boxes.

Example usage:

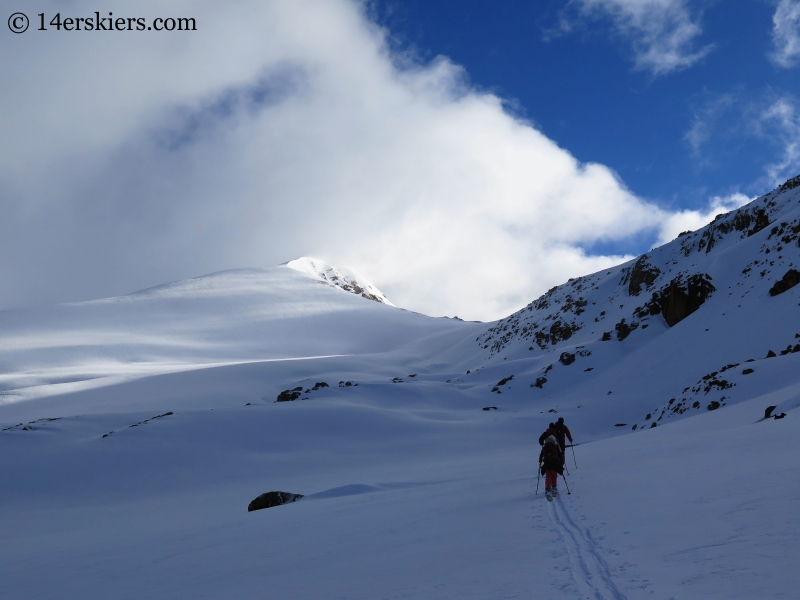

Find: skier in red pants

[539,435,564,501]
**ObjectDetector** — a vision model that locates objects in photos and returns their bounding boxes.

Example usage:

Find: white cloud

[770,0,800,68]
[758,96,800,185]
[576,0,713,75]
[684,93,735,159]
[681,89,800,187]
[0,0,728,322]
[654,193,752,246]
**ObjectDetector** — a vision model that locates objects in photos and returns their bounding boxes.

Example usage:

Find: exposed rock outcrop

[277,387,303,402]
[248,491,304,512]
[636,273,716,327]
[614,319,638,341]
[624,256,661,296]
[768,269,800,296]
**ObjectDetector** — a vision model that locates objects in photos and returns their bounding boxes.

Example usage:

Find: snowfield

[2,181,800,598]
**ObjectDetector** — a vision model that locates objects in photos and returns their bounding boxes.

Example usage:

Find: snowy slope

[286,256,395,305]
[452,176,800,437]
[1,181,799,598]
[0,262,464,411]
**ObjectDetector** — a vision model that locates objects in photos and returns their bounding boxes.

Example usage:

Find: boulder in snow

[248,491,304,512]
[559,352,576,365]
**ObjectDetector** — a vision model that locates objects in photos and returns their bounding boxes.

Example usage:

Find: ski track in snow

[548,497,627,600]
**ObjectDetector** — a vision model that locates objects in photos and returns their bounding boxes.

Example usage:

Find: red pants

[545,470,558,489]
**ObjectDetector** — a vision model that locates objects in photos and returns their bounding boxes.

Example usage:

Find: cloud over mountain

[0,0,734,320]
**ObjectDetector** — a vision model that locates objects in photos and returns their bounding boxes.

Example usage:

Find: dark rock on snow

[248,491,304,512]
[625,256,661,296]
[657,274,716,327]
[559,352,576,365]
[482,406,498,411]
[277,387,303,402]
[765,406,777,419]
[768,269,800,296]
[614,319,638,341]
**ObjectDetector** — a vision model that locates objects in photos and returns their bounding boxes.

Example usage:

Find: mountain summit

[286,257,394,306]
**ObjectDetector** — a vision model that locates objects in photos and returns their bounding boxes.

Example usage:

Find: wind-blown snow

[1,181,800,598]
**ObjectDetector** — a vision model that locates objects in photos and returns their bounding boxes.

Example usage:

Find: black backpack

[542,443,560,460]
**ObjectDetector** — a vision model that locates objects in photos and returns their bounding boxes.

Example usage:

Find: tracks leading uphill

[549,497,627,600]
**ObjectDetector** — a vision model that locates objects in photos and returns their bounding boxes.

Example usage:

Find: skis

[545,488,559,502]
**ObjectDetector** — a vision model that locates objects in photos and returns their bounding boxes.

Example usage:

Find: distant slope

[2,179,798,437]
[0,264,466,407]
[454,174,800,433]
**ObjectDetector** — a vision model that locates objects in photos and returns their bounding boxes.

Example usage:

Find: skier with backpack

[553,417,573,453]
[538,422,558,446]
[539,435,564,501]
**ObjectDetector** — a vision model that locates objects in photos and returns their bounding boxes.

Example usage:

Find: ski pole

[536,463,541,495]
[561,472,571,495]
[571,442,578,469]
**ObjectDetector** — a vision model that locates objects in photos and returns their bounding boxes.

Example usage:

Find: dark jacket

[554,423,573,448]
[539,441,564,474]
[538,427,558,446]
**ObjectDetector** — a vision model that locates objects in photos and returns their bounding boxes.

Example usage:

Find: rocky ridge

[470,174,800,429]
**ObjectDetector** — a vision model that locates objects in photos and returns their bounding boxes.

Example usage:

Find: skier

[539,435,564,501]
[538,422,558,446]
[553,417,573,453]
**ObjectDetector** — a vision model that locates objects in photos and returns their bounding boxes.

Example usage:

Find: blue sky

[372,0,800,208]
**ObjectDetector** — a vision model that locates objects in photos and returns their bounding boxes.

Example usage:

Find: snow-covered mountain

[286,256,394,305]
[1,179,799,599]
[461,174,800,435]
[0,262,456,411]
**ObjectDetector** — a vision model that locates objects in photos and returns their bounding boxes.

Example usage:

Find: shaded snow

[1,180,800,598]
